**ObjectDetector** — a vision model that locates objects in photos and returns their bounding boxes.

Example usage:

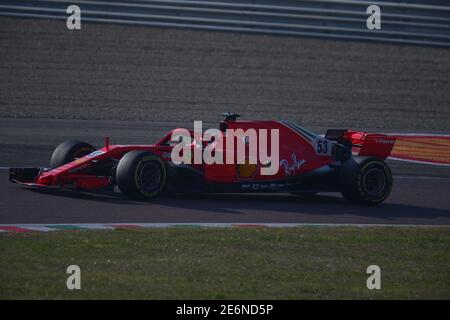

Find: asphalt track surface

[0,118,449,225]
[0,17,449,225]
[1,170,449,225]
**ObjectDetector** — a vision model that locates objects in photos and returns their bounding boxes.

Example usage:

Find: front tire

[116,151,166,199]
[340,157,392,205]
[50,140,95,168]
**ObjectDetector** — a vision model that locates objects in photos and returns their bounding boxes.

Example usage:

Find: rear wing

[326,129,396,160]
[357,134,396,159]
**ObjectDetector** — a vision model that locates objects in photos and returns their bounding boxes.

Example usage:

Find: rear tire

[50,140,95,168]
[116,151,166,199]
[340,157,392,205]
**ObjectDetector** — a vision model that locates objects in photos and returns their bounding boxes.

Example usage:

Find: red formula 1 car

[9,114,396,205]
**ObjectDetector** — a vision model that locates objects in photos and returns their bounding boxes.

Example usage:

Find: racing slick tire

[116,150,167,199]
[339,157,392,205]
[50,140,95,168]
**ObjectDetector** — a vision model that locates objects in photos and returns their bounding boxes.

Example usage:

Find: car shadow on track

[26,188,144,205]
[23,188,450,221]
[151,193,450,221]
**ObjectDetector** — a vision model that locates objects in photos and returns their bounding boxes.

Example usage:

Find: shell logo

[237,158,258,179]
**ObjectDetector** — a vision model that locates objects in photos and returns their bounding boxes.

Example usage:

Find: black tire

[339,157,393,205]
[116,151,166,199]
[50,140,95,168]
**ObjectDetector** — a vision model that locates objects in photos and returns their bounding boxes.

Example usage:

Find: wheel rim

[362,168,386,196]
[138,162,161,193]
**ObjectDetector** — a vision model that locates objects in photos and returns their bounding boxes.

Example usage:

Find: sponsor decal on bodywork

[236,157,258,179]
[280,153,306,176]
[241,182,289,190]
[86,150,105,158]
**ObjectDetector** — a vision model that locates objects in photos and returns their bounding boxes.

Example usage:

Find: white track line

[395,175,450,180]
[0,223,449,230]
[384,133,450,137]
[388,157,450,167]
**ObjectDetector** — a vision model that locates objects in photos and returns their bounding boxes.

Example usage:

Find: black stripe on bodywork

[281,120,317,144]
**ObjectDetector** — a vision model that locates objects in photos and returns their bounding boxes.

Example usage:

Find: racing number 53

[315,138,332,156]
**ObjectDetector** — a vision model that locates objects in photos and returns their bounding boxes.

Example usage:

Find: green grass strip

[1,227,449,299]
